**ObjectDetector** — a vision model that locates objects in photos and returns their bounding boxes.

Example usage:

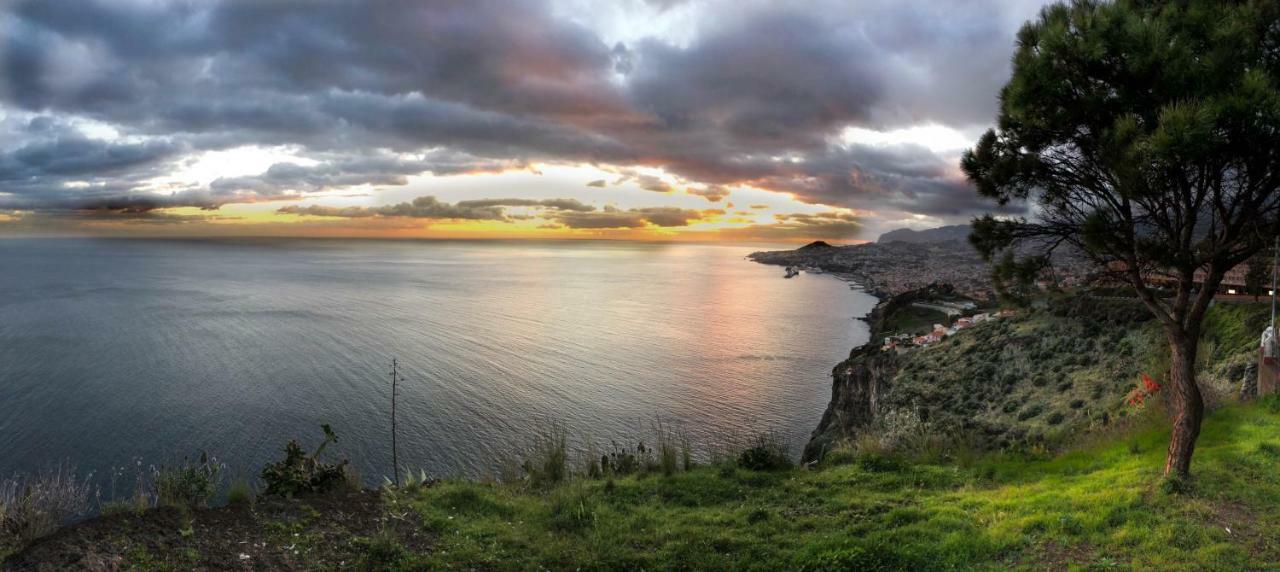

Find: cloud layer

[0,0,1048,235]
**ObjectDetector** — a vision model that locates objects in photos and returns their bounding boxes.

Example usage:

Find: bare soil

[3,490,429,571]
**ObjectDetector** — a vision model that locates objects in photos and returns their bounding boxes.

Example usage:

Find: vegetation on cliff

[806,294,1268,463]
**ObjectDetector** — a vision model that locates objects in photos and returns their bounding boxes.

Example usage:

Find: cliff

[802,284,955,461]
[804,291,1271,463]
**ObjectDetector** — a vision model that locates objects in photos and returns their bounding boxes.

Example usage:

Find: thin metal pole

[391,357,400,487]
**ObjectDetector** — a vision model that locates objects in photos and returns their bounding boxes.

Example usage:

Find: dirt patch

[1008,539,1098,570]
[3,489,430,571]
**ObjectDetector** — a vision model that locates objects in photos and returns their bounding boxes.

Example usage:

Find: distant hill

[877,224,971,244]
[797,240,833,251]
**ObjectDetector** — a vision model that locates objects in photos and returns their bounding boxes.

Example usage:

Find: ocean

[0,238,875,484]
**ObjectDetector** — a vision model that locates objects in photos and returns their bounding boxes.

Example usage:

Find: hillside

[877,224,972,244]
[748,241,993,298]
[806,294,1265,461]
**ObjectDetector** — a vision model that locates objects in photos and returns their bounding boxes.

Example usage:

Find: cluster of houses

[881,307,1017,352]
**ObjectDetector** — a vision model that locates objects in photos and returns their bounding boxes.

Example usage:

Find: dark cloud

[552,206,708,229]
[276,196,506,220]
[209,151,516,199]
[0,0,1046,222]
[275,195,598,221]
[688,185,728,202]
[455,198,596,212]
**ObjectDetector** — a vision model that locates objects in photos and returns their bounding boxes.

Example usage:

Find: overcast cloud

[0,0,1049,236]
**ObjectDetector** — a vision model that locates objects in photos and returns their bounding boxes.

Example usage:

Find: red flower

[1141,373,1161,393]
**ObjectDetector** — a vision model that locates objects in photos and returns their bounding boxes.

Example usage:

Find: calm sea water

[0,238,875,484]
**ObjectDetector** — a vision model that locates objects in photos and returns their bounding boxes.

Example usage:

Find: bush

[654,419,682,477]
[738,433,792,471]
[1160,474,1194,496]
[1017,405,1043,421]
[0,464,93,545]
[601,441,644,477]
[522,422,568,487]
[261,425,351,497]
[226,476,254,506]
[1046,412,1065,426]
[155,452,222,509]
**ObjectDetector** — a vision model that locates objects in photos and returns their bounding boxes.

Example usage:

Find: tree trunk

[1163,337,1204,477]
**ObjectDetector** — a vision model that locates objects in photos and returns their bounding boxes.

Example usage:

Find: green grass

[395,397,1280,571]
[883,304,953,336]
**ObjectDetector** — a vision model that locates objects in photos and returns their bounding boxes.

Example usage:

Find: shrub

[226,476,254,506]
[0,464,93,545]
[601,442,636,476]
[654,419,681,477]
[155,452,222,509]
[522,422,568,487]
[1017,405,1043,421]
[1046,412,1065,426]
[547,485,597,532]
[1160,474,1194,496]
[738,432,792,471]
[261,425,351,497]
[1255,442,1280,459]
[1069,399,1085,410]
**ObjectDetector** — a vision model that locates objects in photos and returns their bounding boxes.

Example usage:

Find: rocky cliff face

[801,284,955,462]
[803,345,898,462]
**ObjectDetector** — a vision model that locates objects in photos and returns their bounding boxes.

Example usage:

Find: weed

[155,452,222,509]
[0,463,93,545]
[522,422,568,487]
[226,476,254,507]
[260,425,351,497]
[738,432,792,471]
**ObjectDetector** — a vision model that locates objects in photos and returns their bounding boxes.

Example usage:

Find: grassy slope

[887,297,1165,449]
[399,398,1280,571]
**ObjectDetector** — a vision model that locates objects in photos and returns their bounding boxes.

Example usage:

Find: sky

[0,0,1049,242]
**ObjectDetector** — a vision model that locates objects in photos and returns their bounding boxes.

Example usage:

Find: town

[880,305,1017,351]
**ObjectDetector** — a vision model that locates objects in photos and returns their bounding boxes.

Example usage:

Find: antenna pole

[391,357,400,487]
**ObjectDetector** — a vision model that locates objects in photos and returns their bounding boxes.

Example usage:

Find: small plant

[260,425,351,497]
[521,422,568,487]
[1017,404,1043,421]
[600,441,645,476]
[1125,373,1162,410]
[737,432,792,471]
[226,476,254,506]
[155,452,222,509]
[0,464,93,545]
[1159,473,1193,496]
[653,418,685,477]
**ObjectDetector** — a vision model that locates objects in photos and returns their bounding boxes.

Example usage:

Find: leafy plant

[738,432,792,471]
[260,425,351,497]
[226,476,254,506]
[155,452,222,509]
[521,422,568,487]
